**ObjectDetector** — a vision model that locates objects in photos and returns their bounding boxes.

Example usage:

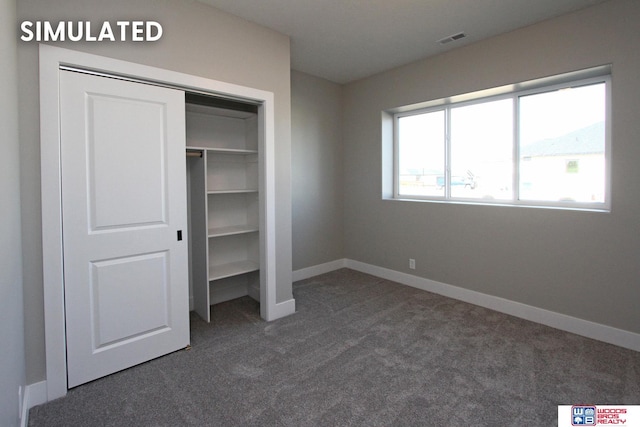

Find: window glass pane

[519,83,606,203]
[450,99,513,200]
[398,110,445,197]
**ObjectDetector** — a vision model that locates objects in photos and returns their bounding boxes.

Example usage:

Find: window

[392,69,610,210]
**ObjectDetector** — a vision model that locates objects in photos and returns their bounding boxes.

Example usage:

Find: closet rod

[186,150,203,158]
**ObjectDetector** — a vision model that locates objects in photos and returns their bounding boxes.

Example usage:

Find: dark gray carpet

[29,269,640,426]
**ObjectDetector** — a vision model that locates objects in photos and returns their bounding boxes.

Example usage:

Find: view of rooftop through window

[519,83,606,203]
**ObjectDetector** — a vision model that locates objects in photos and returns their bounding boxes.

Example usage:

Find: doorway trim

[40,44,280,401]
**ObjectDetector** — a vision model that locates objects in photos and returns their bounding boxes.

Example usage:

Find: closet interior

[186,93,262,322]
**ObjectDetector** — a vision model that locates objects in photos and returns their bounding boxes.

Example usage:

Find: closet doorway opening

[185,93,265,323]
[40,44,280,400]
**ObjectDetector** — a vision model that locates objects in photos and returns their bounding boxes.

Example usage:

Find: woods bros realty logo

[558,405,640,426]
[20,20,163,42]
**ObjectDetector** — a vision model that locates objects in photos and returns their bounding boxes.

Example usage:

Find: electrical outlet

[409,258,415,270]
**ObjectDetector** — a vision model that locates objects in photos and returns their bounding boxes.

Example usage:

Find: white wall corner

[292,259,347,282]
[344,259,640,353]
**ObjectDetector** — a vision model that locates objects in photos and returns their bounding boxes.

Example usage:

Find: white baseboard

[21,381,47,427]
[266,298,296,321]
[20,386,28,427]
[248,283,260,302]
[292,259,347,282]
[210,282,249,305]
[294,258,640,352]
[26,381,47,408]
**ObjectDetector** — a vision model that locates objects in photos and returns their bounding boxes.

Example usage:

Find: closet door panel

[60,70,189,388]
[88,93,167,229]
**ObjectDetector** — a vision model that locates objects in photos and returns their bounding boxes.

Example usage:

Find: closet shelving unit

[186,94,261,322]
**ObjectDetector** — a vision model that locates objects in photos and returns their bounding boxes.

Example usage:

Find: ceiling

[195,0,609,84]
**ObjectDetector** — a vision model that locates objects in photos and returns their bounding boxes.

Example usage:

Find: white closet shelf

[186,146,257,155]
[207,189,258,194]
[187,95,262,322]
[209,260,259,281]
[209,148,258,155]
[208,225,258,238]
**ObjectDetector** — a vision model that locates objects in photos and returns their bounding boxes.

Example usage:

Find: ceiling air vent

[438,32,467,45]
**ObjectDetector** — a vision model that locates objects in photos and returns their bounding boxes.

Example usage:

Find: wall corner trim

[293,258,640,352]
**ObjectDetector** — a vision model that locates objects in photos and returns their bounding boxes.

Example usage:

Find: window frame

[391,71,611,212]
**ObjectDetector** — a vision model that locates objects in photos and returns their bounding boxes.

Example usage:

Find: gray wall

[291,71,344,270]
[343,0,640,334]
[18,0,293,384]
[1,0,27,424]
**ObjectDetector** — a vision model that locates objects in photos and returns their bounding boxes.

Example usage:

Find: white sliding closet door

[60,70,189,388]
